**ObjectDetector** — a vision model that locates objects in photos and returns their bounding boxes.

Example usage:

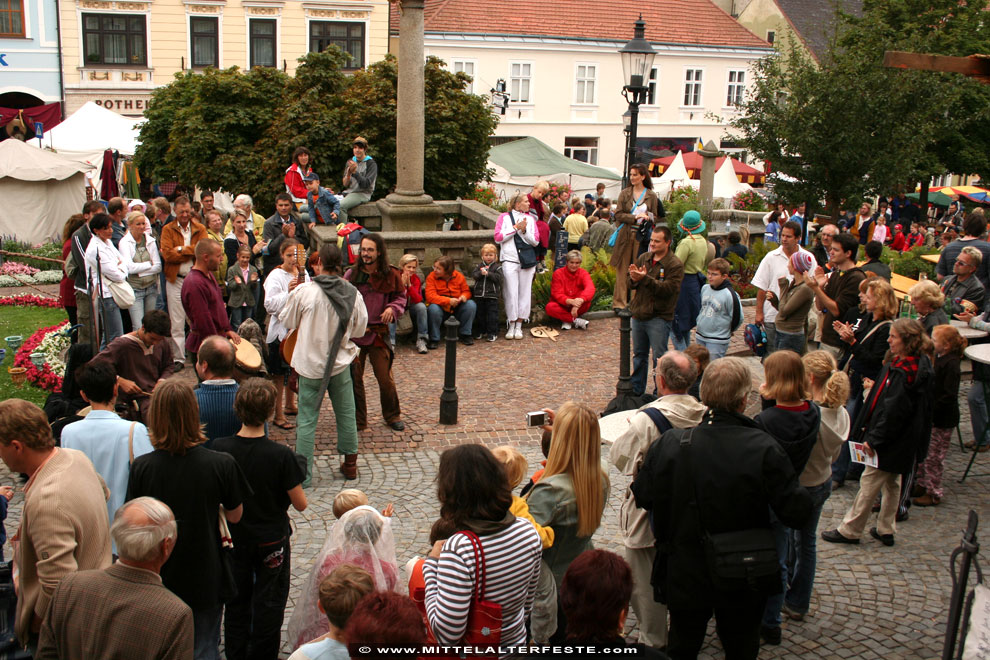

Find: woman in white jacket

[494,193,540,339]
[84,213,128,347]
[118,211,162,330]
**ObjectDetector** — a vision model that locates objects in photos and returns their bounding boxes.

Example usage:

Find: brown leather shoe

[913,494,941,507]
[340,454,358,480]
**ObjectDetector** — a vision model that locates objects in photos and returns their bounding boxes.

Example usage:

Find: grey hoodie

[610,394,707,548]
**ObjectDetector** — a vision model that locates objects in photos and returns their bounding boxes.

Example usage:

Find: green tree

[728,0,990,220]
[135,67,289,193]
[135,51,497,215]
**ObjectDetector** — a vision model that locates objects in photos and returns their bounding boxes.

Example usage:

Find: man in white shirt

[280,243,367,486]
[751,220,814,353]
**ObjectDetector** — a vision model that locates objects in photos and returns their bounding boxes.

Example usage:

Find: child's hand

[381,503,394,517]
[0,486,13,501]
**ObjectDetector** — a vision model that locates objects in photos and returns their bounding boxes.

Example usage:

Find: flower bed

[0,271,63,287]
[0,294,61,308]
[13,321,69,392]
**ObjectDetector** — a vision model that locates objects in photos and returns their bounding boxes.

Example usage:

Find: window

[683,69,702,106]
[726,70,745,106]
[564,137,599,165]
[510,62,531,103]
[310,21,364,69]
[575,64,596,104]
[452,60,475,94]
[766,30,775,44]
[190,17,218,69]
[82,13,147,66]
[0,0,24,37]
[250,19,276,68]
[646,67,659,105]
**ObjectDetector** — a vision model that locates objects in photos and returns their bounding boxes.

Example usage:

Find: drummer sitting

[195,335,241,448]
[91,309,175,422]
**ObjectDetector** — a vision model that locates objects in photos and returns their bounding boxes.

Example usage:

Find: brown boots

[340,454,358,480]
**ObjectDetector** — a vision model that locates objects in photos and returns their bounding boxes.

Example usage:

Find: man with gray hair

[632,357,812,659]
[37,497,193,659]
[941,244,985,315]
[610,351,707,648]
[227,193,266,240]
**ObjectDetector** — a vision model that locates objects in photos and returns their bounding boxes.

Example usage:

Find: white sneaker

[416,337,428,354]
[514,323,524,339]
[507,325,516,340]
[574,318,589,330]
[561,322,573,330]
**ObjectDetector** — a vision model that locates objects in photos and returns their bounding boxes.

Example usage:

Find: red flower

[13,321,68,392]
[0,295,60,309]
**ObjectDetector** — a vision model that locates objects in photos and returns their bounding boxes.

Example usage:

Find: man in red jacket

[546,250,596,330]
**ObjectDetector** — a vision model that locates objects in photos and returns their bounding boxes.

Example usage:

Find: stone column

[698,139,719,208]
[379,0,443,230]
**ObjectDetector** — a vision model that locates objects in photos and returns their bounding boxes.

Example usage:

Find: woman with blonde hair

[527,180,552,265]
[527,401,609,642]
[780,351,850,621]
[494,193,540,339]
[127,379,250,659]
[118,211,163,329]
[823,318,934,547]
[908,279,948,335]
[831,276,897,488]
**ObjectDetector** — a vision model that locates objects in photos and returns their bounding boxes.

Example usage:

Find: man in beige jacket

[0,399,111,649]
[609,351,707,649]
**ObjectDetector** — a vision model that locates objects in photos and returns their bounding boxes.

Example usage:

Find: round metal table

[952,319,989,341]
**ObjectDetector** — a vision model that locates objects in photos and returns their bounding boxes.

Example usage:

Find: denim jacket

[307,186,341,225]
[526,468,609,585]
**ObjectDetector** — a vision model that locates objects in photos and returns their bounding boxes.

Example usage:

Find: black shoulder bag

[680,429,782,596]
[510,211,538,269]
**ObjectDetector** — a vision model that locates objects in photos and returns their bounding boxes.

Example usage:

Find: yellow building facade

[60,0,390,116]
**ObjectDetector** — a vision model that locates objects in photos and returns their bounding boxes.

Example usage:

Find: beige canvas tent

[0,139,94,243]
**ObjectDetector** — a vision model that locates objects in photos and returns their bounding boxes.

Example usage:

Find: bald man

[180,239,240,366]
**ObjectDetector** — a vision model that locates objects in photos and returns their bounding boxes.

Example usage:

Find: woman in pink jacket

[546,250,596,330]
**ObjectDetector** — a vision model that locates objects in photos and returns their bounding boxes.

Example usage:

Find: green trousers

[296,370,358,487]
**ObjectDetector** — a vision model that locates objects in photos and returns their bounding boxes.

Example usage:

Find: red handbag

[412,531,503,658]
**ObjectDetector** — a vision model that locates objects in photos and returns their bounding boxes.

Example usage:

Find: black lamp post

[619,16,657,189]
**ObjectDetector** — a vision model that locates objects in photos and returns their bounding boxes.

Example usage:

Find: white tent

[486,137,622,203]
[714,156,752,201]
[656,151,696,199]
[28,102,143,193]
[0,139,94,243]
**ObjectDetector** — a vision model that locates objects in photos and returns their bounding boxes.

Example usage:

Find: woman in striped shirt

[422,444,542,651]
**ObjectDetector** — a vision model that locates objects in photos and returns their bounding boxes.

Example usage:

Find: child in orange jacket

[424,255,477,347]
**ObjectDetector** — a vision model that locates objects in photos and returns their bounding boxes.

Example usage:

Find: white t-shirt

[751,245,814,324]
[263,267,310,343]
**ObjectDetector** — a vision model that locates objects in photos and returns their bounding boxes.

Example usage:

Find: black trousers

[224,536,291,660]
[475,298,500,337]
[668,591,766,660]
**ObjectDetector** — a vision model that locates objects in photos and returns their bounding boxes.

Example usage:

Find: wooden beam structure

[883,51,990,83]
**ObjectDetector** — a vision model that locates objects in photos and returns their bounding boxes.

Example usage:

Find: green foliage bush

[726,238,775,299]
[880,245,938,279]
[1,240,63,271]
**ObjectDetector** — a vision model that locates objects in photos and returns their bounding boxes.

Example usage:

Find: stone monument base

[377,195,444,232]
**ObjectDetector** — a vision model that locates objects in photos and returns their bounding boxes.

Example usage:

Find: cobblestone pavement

[3,308,989,658]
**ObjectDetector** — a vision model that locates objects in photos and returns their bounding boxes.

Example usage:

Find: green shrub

[1,240,63,271]
[880,245,938,279]
[726,238,775,299]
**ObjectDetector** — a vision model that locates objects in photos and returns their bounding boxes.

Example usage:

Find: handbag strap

[461,530,486,603]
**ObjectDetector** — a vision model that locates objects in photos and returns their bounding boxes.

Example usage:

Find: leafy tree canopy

[136,50,498,215]
[728,0,990,219]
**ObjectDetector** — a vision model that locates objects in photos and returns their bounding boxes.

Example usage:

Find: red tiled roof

[390,0,770,49]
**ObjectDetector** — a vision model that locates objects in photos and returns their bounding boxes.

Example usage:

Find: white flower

[37,325,70,378]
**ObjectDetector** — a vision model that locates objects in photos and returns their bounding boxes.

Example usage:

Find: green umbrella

[907,190,954,207]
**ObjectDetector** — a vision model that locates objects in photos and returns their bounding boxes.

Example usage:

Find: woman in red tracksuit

[546,250,596,330]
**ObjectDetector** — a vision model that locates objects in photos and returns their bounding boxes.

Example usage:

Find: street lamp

[619,15,657,188]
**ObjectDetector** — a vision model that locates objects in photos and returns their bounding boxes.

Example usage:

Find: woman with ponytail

[781,351,850,622]
[823,318,934,548]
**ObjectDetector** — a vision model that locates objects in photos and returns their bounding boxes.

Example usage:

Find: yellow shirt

[563,213,589,245]
[510,495,554,549]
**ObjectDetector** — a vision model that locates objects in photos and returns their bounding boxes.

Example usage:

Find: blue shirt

[61,410,154,525]
[288,637,349,660]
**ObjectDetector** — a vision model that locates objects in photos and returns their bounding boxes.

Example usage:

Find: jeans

[763,321,777,354]
[191,605,223,660]
[339,192,371,224]
[407,301,428,338]
[671,329,692,351]
[427,300,476,341]
[128,284,159,330]
[99,296,123,349]
[225,536,291,660]
[297,371,358,487]
[696,339,728,360]
[156,270,167,311]
[969,380,989,448]
[631,316,671,396]
[229,305,253,331]
[474,298,500,337]
[775,329,806,355]
[784,480,832,615]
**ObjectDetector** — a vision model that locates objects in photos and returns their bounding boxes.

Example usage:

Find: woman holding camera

[611,164,660,310]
